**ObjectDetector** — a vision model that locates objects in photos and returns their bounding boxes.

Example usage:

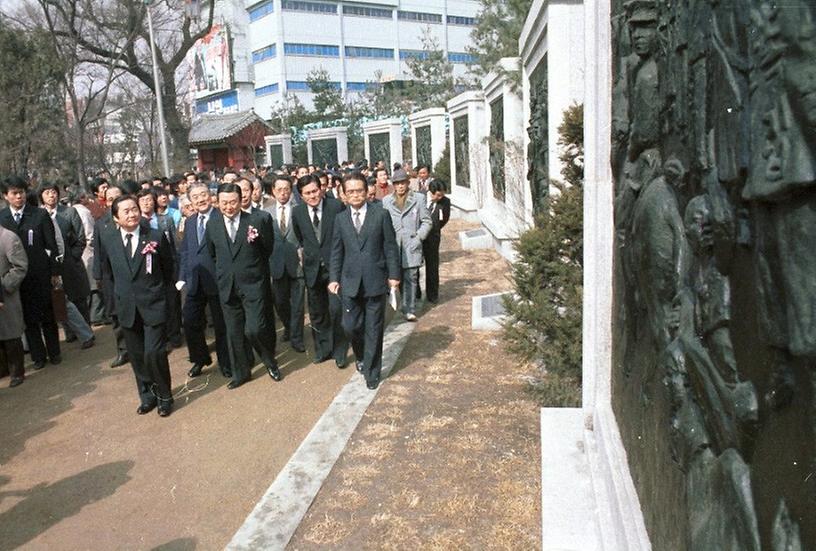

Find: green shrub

[502,104,583,403]
[433,140,451,186]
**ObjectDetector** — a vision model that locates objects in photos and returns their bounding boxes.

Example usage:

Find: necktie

[228,217,237,242]
[13,212,21,225]
[353,211,361,234]
[312,207,320,229]
[279,206,287,234]
[125,233,133,258]
[197,214,206,244]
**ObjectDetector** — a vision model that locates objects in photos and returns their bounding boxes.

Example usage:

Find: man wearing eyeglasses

[328,171,400,390]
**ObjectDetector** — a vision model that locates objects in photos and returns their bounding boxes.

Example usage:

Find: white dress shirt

[350,202,367,229]
[120,225,141,257]
[223,211,241,240]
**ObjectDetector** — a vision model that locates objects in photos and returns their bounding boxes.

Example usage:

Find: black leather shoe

[266,365,282,381]
[33,360,46,370]
[366,379,380,390]
[227,379,245,390]
[220,367,232,378]
[137,402,156,415]
[50,355,62,365]
[291,344,306,353]
[313,354,331,364]
[356,361,364,373]
[110,353,128,368]
[9,376,24,388]
[336,360,347,369]
[157,402,173,417]
[188,361,210,378]
[80,337,95,350]
[65,334,77,343]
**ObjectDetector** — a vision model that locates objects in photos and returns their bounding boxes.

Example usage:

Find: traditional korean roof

[188,110,272,146]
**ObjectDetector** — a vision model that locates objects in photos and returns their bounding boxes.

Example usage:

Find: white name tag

[28,229,33,246]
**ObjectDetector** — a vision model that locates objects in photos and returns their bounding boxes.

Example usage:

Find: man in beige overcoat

[0,225,29,387]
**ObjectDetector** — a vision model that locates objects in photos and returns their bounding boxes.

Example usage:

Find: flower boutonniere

[247,225,259,243]
[141,241,158,274]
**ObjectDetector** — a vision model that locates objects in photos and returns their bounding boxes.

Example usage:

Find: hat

[391,168,409,182]
[624,0,656,23]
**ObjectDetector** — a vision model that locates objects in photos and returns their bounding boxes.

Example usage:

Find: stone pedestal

[306,127,348,166]
[408,108,447,171]
[446,90,486,223]
[264,133,293,168]
[362,118,403,170]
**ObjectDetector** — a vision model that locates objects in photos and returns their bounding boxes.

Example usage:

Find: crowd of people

[0,160,451,418]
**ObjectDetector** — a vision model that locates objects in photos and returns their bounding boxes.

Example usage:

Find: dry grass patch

[348,439,394,461]
[326,487,366,509]
[365,513,420,550]
[451,432,488,452]
[417,414,455,432]
[425,373,456,385]
[405,433,439,454]
[426,530,472,550]
[360,421,398,439]
[301,513,352,545]
[379,394,411,407]
[377,406,405,421]
[340,463,380,486]
[394,488,422,509]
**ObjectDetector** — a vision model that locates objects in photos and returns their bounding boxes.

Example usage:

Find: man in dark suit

[206,183,281,389]
[177,183,231,378]
[422,180,451,304]
[329,171,400,390]
[292,174,348,367]
[98,195,176,416]
[92,185,131,367]
[266,175,305,353]
[0,176,61,369]
[39,182,95,348]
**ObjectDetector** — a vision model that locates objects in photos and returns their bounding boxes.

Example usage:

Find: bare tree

[36,0,215,169]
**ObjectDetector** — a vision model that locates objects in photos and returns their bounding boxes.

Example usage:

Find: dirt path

[288,220,542,550]
[0,315,352,550]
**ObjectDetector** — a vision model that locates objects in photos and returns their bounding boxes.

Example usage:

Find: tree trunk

[159,71,190,173]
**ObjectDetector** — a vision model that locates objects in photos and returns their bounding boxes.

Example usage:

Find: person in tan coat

[0,225,29,387]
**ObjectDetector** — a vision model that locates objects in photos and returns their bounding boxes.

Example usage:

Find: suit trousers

[182,290,230,370]
[166,288,183,345]
[22,292,60,364]
[422,234,441,302]
[341,292,387,384]
[273,274,305,348]
[62,300,94,342]
[121,311,172,405]
[221,289,277,384]
[0,338,24,380]
[399,267,419,315]
[306,278,348,362]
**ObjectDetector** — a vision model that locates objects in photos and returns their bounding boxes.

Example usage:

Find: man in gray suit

[382,169,432,321]
[0,225,28,387]
[266,174,306,352]
[329,171,400,390]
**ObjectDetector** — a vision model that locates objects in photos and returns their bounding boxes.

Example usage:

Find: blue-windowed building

[193,0,480,119]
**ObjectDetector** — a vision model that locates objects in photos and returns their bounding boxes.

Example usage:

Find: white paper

[388,286,398,311]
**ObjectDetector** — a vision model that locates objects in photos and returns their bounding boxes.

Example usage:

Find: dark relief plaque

[611,1,815,549]
[527,56,548,217]
[368,132,391,169]
[311,137,338,167]
[490,97,505,201]
[453,115,470,188]
[269,144,283,169]
[415,125,432,168]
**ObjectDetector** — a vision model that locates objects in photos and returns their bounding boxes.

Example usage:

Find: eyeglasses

[345,188,366,195]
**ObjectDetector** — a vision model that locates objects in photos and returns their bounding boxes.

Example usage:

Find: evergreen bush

[502,104,584,406]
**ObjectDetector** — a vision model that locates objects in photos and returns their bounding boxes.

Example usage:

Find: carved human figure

[629,157,690,348]
[743,5,816,409]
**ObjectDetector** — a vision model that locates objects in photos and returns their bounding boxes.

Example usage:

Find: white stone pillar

[480,57,529,259]
[361,118,403,168]
[446,90,486,222]
[264,133,293,167]
[305,126,349,166]
[408,107,447,170]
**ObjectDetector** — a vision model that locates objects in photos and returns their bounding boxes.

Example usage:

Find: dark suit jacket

[330,204,400,298]
[292,197,344,288]
[178,210,218,296]
[0,206,59,301]
[428,196,451,236]
[54,205,91,302]
[99,226,175,328]
[205,210,275,302]
[266,202,301,280]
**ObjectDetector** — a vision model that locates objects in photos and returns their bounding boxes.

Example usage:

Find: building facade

[194,0,480,117]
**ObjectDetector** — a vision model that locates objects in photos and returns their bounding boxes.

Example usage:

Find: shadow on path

[149,537,198,551]
[0,460,134,551]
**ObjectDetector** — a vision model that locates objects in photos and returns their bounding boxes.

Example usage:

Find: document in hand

[389,286,398,311]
